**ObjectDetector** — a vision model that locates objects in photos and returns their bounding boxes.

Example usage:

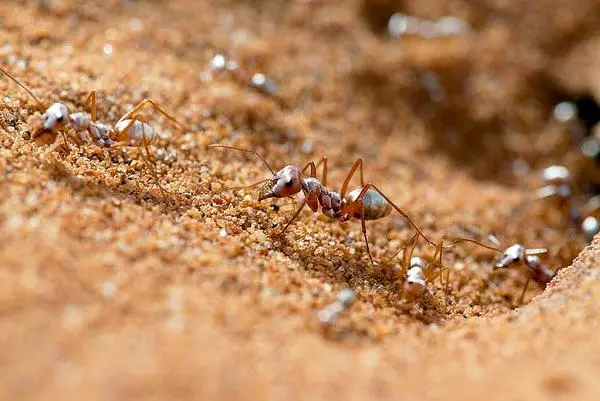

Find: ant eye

[56,115,64,122]
[285,180,294,187]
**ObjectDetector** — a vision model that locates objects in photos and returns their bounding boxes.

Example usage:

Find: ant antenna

[210,144,276,175]
[0,66,44,109]
[442,236,503,253]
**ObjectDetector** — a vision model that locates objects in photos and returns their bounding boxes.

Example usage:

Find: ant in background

[210,144,436,264]
[520,164,600,241]
[394,232,552,305]
[207,53,282,103]
[395,234,498,302]
[1,66,187,197]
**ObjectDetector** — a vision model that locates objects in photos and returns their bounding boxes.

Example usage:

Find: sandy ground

[2,0,600,400]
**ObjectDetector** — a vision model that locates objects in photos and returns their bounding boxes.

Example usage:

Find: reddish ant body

[210,144,435,264]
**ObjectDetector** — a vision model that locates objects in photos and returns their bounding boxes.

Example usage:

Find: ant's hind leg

[340,158,365,199]
[117,98,188,132]
[85,91,97,122]
[345,183,436,247]
[518,276,531,306]
[340,198,376,265]
[301,156,328,183]
[127,115,172,198]
[278,198,308,237]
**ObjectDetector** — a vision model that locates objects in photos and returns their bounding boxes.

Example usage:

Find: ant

[393,231,552,305]
[535,165,572,202]
[399,234,447,302]
[317,288,356,326]
[455,233,554,305]
[395,234,496,302]
[210,144,436,264]
[444,231,555,305]
[493,243,554,304]
[534,165,600,240]
[0,66,187,197]
[511,165,576,222]
[207,53,281,101]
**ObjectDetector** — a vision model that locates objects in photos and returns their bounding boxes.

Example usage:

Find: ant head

[36,103,69,136]
[495,244,526,269]
[258,165,302,201]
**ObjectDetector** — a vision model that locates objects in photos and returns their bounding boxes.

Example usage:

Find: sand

[1,0,600,400]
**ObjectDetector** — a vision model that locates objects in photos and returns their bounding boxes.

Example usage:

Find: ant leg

[518,275,531,305]
[382,232,418,270]
[141,118,171,197]
[301,156,328,180]
[340,159,365,199]
[422,238,450,290]
[360,203,375,265]
[114,117,158,167]
[85,91,97,122]
[117,98,188,132]
[425,241,444,281]
[301,161,317,178]
[525,248,548,257]
[310,156,328,185]
[126,115,171,198]
[58,131,70,149]
[210,144,275,175]
[346,183,436,247]
[445,236,503,253]
[435,240,451,291]
[339,196,375,264]
[279,198,307,237]
[401,233,419,277]
[319,157,328,186]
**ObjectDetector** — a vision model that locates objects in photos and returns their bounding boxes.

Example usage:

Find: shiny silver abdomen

[346,188,391,220]
[114,119,155,146]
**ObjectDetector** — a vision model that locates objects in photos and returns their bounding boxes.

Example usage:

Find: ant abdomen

[114,119,156,146]
[346,188,391,220]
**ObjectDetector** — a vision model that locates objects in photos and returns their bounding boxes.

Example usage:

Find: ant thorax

[69,112,91,130]
[301,177,343,218]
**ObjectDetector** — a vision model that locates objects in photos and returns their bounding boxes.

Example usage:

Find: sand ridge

[1,0,600,400]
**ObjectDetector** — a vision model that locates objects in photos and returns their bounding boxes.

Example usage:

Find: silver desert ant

[533,165,600,240]
[394,233,496,301]
[391,230,551,305]
[317,288,356,326]
[210,144,436,264]
[493,242,554,304]
[456,233,554,304]
[0,66,187,197]
[399,234,447,302]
